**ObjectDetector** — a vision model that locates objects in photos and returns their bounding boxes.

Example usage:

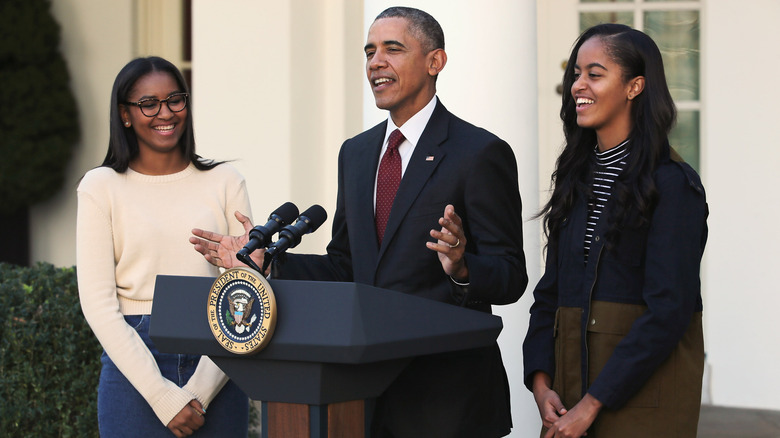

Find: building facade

[37,1,780,435]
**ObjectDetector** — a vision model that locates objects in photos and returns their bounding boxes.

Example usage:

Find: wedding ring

[448,238,460,248]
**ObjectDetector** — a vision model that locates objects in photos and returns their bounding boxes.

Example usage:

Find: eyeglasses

[124,93,188,117]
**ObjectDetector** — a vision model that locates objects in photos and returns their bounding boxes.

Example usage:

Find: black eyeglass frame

[124,92,189,117]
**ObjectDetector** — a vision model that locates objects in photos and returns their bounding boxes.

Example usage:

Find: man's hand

[167,399,206,437]
[426,204,468,281]
[190,211,257,270]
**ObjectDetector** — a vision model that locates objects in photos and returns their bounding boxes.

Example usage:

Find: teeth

[577,98,594,105]
[374,78,392,85]
[155,125,174,132]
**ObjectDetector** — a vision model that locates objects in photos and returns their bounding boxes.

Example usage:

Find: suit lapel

[378,101,449,258]
[350,122,386,261]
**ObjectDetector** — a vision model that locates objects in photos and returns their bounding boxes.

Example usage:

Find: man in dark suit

[192,7,526,437]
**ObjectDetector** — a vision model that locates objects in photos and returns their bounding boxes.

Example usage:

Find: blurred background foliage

[0,0,79,265]
[0,262,100,437]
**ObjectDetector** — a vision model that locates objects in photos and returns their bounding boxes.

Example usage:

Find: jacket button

[594,236,600,242]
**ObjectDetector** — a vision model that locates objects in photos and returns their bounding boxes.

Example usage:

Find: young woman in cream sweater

[77,57,252,437]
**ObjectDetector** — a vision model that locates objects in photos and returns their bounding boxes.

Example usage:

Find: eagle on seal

[228,290,254,327]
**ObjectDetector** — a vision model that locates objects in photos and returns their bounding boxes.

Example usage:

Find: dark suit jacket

[276,100,527,437]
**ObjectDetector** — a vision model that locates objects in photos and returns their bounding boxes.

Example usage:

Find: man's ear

[627,76,645,100]
[428,48,447,77]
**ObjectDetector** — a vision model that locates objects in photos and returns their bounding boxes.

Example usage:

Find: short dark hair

[375,6,444,53]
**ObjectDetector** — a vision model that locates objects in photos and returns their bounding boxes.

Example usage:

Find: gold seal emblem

[207,267,277,355]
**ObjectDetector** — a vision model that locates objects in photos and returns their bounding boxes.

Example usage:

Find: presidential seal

[207,267,277,355]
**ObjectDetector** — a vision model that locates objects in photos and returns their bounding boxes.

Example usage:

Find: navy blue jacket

[523,147,708,409]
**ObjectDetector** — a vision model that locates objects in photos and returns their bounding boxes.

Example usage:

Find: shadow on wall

[698,405,780,438]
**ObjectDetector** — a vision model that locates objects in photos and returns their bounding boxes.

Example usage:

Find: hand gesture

[190,211,256,269]
[427,204,468,281]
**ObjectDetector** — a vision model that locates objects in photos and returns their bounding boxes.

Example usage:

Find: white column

[702,0,780,410]
[32,0,136,266]
[192,0,294,239]
[192,0,363,252]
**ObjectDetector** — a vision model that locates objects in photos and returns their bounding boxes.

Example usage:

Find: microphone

[236,202,299,268]
[264,205,328,266]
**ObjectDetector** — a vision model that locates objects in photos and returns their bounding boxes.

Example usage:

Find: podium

[150,275,503,437]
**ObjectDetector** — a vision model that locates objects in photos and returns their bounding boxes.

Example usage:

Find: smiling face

[120,71,187,162]
[572,37,644,150]
[364,17,445,126]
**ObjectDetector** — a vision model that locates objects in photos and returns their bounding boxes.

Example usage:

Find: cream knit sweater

[76,162,252,426]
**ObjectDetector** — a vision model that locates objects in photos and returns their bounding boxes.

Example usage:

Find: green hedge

[0,262,100,437]
[0,263,261,436]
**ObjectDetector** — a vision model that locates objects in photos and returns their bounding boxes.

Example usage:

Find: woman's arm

[587,164,707,408]
[77,188,197,426]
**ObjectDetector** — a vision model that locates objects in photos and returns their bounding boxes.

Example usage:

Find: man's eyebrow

[383,40,406,48]
[364,40,407,52]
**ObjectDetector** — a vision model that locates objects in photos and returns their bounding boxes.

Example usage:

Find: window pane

[669,110,700,172]
[580,12,633,32]
[644,10,700,100]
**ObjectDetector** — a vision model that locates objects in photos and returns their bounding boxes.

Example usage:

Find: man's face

[364,17,437,126]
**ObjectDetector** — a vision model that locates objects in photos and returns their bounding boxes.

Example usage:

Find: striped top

[585,140,630,262]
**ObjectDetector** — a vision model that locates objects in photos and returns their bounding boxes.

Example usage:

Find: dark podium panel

[150,275,503,436]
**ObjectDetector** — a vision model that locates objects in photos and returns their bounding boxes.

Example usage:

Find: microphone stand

[261,251,275,275]
[237,251,263,274]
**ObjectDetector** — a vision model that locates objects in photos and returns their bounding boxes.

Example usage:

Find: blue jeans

[98,315,249,437]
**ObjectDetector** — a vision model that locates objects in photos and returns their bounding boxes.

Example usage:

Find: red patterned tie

[375,129,405,243]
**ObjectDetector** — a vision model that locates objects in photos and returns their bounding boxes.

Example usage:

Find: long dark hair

[101,56,220,172]
[540,23,676,250]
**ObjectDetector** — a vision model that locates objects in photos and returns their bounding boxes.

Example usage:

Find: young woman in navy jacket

[523,23,708,438]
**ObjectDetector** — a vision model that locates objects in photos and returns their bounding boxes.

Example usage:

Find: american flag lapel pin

[425,155,434,161]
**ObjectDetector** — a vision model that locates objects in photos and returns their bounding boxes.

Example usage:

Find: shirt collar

[383,95,438,147]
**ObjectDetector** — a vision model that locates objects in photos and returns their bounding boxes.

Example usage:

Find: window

[135,0,192,91]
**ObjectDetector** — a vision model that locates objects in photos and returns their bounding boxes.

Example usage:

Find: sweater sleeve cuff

[182,356,230,410]
[151,385,197,427]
